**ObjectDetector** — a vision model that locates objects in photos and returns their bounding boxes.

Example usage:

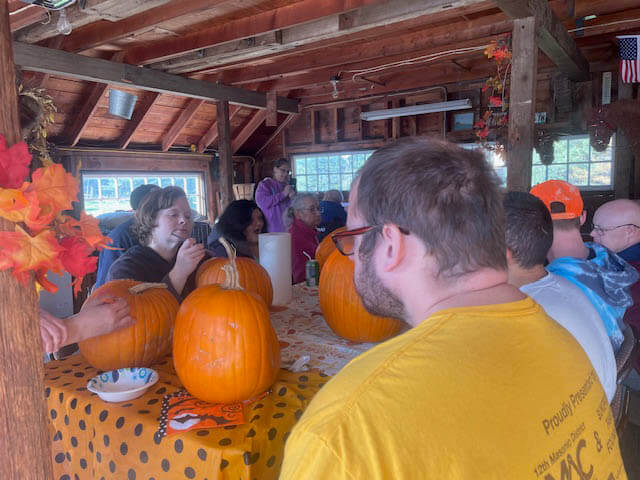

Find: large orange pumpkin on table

[78,280,179,371]
[315,226,346,270]
[174,238,280,404]
[319,250,404,343]
[195,239,273,307]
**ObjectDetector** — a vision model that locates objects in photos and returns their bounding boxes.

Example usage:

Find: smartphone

[289,177,297,189]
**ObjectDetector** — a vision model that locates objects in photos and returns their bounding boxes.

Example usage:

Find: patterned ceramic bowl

[87,367,159,403]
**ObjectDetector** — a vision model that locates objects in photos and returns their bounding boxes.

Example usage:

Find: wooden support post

[216,100,233,211]
[506,16,537,191]
[0,3,54,479]
[615,77,633,199]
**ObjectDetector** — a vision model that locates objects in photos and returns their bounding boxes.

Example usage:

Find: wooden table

[44,285,378,480]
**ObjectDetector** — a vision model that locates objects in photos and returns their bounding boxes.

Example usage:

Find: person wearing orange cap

[530,180,638,353]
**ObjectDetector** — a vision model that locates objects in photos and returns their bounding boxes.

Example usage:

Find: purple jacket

[255,177,292,233]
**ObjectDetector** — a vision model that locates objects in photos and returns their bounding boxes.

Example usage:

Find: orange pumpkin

[78,280,179,371]
[196,249,273,307]
[319,251,404,343]
[315,226,346,270]
[174,239,280,404]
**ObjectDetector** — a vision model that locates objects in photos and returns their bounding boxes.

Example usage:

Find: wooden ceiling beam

[495,0,589,80]
[13,42,299,114]
[232,110,267,153]
[213,13,511,86]
[574,0,640,18]
[197,104,241,153]
[61,0,229,53]
[117,92,161,149]
[161,98,205,151]
[125,0,492,66]
[9,5,47,32]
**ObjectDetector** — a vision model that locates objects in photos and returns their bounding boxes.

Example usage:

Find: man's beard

[354,248,406,321]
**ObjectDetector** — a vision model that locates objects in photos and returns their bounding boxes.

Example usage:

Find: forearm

[167,269,189,298]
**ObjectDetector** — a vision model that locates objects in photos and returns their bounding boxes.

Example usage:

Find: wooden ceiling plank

[232,109,267,153]
[13,42,299,114]
[197,104,241,153]
[161,98,205,151]
[62,0,229,53]
[9,5,47,32]
[495,0,589,80]
[125,0,490,66]
[118,92,161,149]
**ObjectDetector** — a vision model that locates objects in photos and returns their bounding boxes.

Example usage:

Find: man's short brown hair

[356,137,507,278]
[134,186,188,245]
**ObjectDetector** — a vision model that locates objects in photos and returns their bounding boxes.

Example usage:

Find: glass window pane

[553,140,568,163]
[532,165,547,186]
[100,178,116,198]
[295,157,306,175]
[306,175,317,192]
[591,143,614,163]
[132,178,146,189]
[317,156,329,174]
[117,178,132,199]
[341,173,353,191]
[306,157,317,175]
[490,151,505,168]
[84,178,98,198]
[329,174,341,190]
[568,138,589,163]
[318,174,329,192]
[329,156,340,173]
[160,177,173,187]
[147,178,160,186]
[547,164,568,181]
[568,164,589,186]
[590,163,611,186]
[174,177,187,191]
[297,176,307,192]
[186,177,197,195]
[187,196,198,211]
[532,150,542,165]
[353,154,365,171]
[340,155,351,173]
[494,167,507,185]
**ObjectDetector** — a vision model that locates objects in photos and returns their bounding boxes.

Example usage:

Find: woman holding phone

[255,158,296,233]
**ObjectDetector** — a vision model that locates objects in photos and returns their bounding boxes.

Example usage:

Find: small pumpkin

[315,226,346,270]
[78,280,179,370]
[196,240,273,306]
[174,238,280,404]
[319,250,404,343]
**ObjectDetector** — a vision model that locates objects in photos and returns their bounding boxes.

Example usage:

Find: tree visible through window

[292,151,374,193]
[82,173,206,217]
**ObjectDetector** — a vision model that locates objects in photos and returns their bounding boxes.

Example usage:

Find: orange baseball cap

[529,180,583,220]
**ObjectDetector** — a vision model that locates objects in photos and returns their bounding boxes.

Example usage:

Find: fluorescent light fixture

[360,99,472,121]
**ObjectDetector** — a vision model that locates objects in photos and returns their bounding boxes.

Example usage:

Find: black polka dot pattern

[44,354,325,479]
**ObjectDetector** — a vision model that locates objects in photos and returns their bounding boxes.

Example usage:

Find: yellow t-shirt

[280,298,627,480]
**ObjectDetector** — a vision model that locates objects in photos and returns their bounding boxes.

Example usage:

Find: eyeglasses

[590,223,639,235]
[332,225,409,256]
[300,206,323,213]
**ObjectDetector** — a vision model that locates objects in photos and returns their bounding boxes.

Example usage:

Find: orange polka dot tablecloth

[45,356,328,480]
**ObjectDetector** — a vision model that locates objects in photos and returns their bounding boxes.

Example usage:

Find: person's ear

[505,249,513,263]
[379,224,406,273]
[579,210,587,226]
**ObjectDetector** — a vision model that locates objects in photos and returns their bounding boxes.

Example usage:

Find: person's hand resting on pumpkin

[40,294,135,354]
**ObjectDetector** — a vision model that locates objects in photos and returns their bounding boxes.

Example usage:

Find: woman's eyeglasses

[331,225,409,256]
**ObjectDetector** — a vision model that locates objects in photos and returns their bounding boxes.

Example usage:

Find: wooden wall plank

[162,98,205,151]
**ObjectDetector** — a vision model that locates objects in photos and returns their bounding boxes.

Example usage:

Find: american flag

[618,35,640,83]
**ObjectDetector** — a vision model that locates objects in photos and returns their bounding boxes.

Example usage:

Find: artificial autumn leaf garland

[0,133,111,295]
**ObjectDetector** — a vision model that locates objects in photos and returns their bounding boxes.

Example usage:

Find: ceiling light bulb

[57,9,72,36]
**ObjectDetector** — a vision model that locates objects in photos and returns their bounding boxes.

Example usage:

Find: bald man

[592,199,640,263]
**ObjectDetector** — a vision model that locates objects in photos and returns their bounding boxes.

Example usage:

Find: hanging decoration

[474,35,512,150]
[0,133,111,295]
[18,85,57,167]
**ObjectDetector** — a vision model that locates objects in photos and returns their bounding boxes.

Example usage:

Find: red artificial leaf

[474,119,486,129]
[58,212,111,250]
[0,134,32,189]
[483,110,491,121]
[0,226,63,282]
[493,46,512,63]
[489,96,503,107]
[477,126,490,139]
[58,236,97,295]
[482,84,490,93]
[28,163,79,215]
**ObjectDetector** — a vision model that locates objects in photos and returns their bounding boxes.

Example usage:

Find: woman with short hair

[285,193,322,283]
[255,158,295,233]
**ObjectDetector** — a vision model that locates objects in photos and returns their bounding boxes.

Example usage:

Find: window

[82,173,206,217]
[531,135,614,189]
[459,143,507,185]
[292,150,374,193]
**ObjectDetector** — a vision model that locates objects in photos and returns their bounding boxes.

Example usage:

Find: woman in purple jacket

[255,158,296,232]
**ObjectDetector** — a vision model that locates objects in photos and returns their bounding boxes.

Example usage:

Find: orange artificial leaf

[484,42,497,59]
[483,111,491,121]
[0,226,63,282]
[58,236,97,295]
[493,46,512,63]
[35,267,58,294]
[58,212,111,250]
[0,186,30,223]
[0,134,32,189]
[28,164,79,215]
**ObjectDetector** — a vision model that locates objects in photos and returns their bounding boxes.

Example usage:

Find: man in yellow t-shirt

[280,138,627,480]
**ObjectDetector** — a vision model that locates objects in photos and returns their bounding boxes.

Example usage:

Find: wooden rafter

[125,0,491,66]
[117,92,161,149]
[495,0,590,80]
[13,42,299,114]
[232,109,267,153]
[197,104,241,153]
[9,5,47,32]
[256,113,299,156]
[162,98,205,151]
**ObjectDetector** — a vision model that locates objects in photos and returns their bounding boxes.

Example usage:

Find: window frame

[290,150,375,193]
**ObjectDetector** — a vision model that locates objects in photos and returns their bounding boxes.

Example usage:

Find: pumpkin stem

[129,282,168,294]
[219,237,242,290]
